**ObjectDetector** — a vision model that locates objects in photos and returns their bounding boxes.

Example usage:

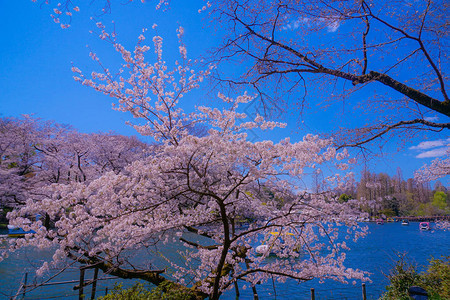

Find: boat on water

[6,214,40,237]
[255,231,300,255]
[419,222,431,231]
[401,219,409,226]
[7,225,35,237]
[255,244,271,254]
[376,219,384,225]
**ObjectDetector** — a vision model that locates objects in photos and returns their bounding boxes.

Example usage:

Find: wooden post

[79,268,85,300]
[234,281,240,300]
[362,283,367,300]
[90,268,99,300]
[252,286,259,300]
[21,273,28,299]
[310,288,315,300]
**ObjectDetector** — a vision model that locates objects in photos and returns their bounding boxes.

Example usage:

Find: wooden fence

[309,283,368,300]
[11,266,117,300]
[12,273,377,300]
[393,215,450,222]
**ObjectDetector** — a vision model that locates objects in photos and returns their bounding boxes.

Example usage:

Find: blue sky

[0,1,448,183]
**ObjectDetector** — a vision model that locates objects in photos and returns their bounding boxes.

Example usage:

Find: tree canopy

[2,25,369,299]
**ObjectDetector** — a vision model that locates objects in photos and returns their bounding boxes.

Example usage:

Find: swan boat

[255,231,300,255]
[419,222,431,231]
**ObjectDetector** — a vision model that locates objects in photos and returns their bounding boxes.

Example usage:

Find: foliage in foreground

[98,282,198,300]
[382,255,449,300]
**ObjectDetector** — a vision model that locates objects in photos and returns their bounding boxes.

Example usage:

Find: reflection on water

[0,223,448,299]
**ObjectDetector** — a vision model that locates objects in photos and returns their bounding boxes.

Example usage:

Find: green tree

[432,191,448,210]
[338,193,352,203]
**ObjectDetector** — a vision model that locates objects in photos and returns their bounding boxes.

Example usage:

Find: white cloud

[282,18,308,31]
[409,138,450,150]
[282,17,339,32]
[416,147,448,158]
[424,116,439,122]
[410,138,450,158]
[327,21,340,32]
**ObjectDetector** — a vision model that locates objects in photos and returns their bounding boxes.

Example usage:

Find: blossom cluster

[414,150,450,183]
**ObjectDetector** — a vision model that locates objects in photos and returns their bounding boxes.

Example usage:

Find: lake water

[0,222,448,299]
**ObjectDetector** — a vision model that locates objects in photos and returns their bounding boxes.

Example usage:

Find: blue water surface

[224,222,449,300]
[0,222,448,299]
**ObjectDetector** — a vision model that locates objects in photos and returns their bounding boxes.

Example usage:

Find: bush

[421,257,450,299]
[98,283,152,300]
[98,282,198,300]
[381,254,449,300]
[381,254,422,300]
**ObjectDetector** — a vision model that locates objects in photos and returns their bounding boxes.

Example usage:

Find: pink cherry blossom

[3,27,369,300]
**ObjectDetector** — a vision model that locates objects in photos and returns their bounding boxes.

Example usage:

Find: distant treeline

[337,170,449,217]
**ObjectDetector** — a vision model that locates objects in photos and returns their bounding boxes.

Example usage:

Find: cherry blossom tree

[0,116,47,207]
[0,116,149,208]
[209,0,449,150]
[34,130,149,184]
[3,27,369,299]
[88,133,151,175]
